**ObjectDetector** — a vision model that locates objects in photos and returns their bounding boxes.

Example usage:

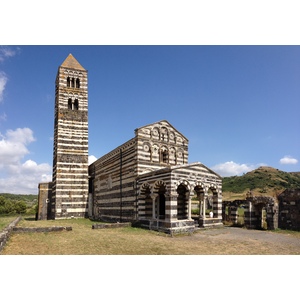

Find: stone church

[37,53,223,234]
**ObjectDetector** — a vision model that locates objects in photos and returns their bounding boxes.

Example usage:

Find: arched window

[68,98,72,110]
[162,149,168,163]
[71,78,75,88]
[67,77,71,87]
[74,99,79,110]
[76,78,80,88]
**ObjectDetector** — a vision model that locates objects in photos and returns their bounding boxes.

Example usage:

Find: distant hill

[0,193,37,203]
[222,166,300,200]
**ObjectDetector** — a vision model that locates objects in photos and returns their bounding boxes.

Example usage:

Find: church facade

[37,54,223,234]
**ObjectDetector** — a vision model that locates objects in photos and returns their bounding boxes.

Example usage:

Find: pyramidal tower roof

[60,53,85,70]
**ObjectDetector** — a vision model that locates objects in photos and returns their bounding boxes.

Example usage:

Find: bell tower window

[68,98,79,110]
[74,99,79,110]
[68,98,72,110]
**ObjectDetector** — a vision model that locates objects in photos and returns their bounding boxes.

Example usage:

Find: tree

[14,201,27,214]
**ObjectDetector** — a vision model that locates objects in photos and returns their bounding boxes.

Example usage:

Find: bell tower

[51,54,89,219]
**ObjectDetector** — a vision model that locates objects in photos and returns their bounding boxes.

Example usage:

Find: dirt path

[181,227,300,254]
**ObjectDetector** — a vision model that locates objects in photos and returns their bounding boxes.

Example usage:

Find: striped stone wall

[89,120,192,223]
[137,162,223,232]
[51,55,89,219]
[278,189,300,230]
[89,119,223,233]
[89,139,137,222]
[135,120,189,175]
[37,182,52,220]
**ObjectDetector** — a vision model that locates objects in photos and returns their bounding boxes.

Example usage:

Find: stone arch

[207,183,219,218]
[140,182,153,196]
[193,182,205,221]
[153,180,168,219]
[246,196,277,230]
[177,182,190,220]
[139,182,153,220]
[153,180,168,195]
[175,179,191,192]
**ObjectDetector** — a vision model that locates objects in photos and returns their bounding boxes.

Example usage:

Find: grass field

[0,215,20,231]
[1,216,300,255]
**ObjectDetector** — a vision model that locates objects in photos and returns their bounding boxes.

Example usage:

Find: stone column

[187,192,191,220]
[203,194,206,220]
[152,195,156,219]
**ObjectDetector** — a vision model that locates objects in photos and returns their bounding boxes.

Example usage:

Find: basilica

[37,54,223,234]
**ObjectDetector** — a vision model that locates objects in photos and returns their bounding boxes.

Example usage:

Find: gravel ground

[183,226,300,254]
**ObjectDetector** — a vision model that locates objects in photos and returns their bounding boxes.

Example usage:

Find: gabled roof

[136,162,222,180]
[60,53,86,71]
[135,119,189,141]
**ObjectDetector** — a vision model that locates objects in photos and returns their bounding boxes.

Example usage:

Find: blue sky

[0,45,299,194]
[1,1,300,295]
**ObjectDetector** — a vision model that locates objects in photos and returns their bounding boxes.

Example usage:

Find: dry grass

[1,216,300,255]
[0,215,19,230]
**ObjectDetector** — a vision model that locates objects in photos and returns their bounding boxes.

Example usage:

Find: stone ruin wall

[278,189,300,230]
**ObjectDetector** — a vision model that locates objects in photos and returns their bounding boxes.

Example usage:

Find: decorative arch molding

[208,183,219,193]
[139,182,153,196]
[175,179,191,192]
[153,180,169,196]
[191,181,206,195]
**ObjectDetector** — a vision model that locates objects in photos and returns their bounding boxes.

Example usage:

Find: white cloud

[279,155,298,165]
[0,127,35,165]
[211,161,263,177]
[0,128,52,194]
[0,46,20,62]
[0,71,8,102]
[89,155,97,165]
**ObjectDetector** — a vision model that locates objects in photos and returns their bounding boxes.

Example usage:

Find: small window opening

[68,98,72,110]
[74,99,79,110]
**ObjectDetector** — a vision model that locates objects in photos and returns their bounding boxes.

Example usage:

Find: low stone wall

[92,222,131,229]
[13,226,72,232]
[0,216,22,252]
